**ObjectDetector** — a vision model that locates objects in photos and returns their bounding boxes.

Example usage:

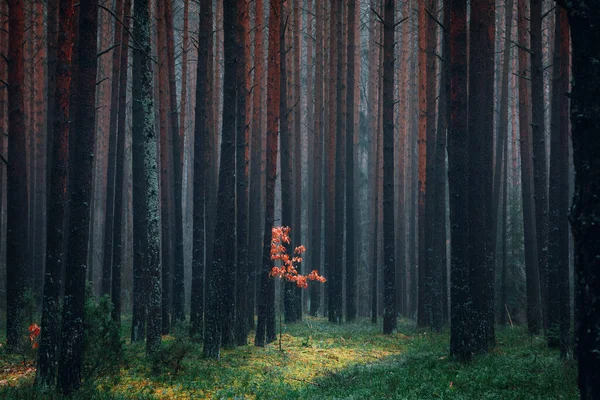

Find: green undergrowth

[0,318,577,399]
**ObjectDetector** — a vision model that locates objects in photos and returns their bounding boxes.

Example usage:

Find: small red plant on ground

[269,226,326,288]
[28,324,40,350]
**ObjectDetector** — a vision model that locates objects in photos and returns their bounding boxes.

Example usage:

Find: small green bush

[83,293,123,382]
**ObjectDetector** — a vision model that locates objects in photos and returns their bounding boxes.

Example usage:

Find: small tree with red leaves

[269,227,325,350]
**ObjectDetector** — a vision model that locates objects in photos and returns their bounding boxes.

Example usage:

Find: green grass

[0,318,577,399]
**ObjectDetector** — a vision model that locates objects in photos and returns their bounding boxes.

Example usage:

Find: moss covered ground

[0,317,577,399]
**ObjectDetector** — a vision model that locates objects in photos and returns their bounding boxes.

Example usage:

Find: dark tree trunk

[102,0,125,297]
[57,0,98,392]
[36,0,75,386]
[156,0,172,337]
[492,0,514,262]
[331,0,344,324]
[382,0,396,334]
[248,0,265,328]
[547,5,570,355]
[131,0,162,356]
[234,0,250,345]
[345,0,357,322]
[205,0,238,357]
[45,0,58,195]
[292,0,303,322]
[6,0,28,353]
[567,4,600,398]
[111,0,132,326]
[310,0,323,317]
[448,0,472,361]
[190,0,213,339]
[164,0,185,324]
[468,0,495,351]
[530,0,549,333]
[434,0,450,326]
[255,0,281,348]
[281,3,295,324]
[517,0,542,335]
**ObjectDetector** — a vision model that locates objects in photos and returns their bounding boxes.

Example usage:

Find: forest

[0,0,599,398]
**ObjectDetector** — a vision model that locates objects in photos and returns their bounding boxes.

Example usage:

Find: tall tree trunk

[567,3,600,398]
[102,0,125,297]
[36,0,75,386]
[345,0,357,322]
[396,0,411,319]
[434,0,450,326]
[448,0,472,361]
[468,0,495,351]
[163,0,185,323]
[292,0,303,322]
[281,2,295,324]
[46,0,58,196]
[205,0,238,357]
[517,0,542,335]
[190,0,213,340]
[416,0,430,328]
[492,0,514,261]
[235,0,250,345]
[156,0,173,335]
[382,0,396,334]
[57,0,98,392]
[6,0,28,352]
[248,0,265,327]
[530,0,549,333]
[32,0,46,308]
[423,0,441,332]
[309,0,323,317]
[132,0,162,357]
[180,0,189,143]
[547,6,570,354]
[255,0,281,348]
[368,0,380,324]
[111,0,132,326]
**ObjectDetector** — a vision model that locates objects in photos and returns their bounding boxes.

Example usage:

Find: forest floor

[1,317,577,399]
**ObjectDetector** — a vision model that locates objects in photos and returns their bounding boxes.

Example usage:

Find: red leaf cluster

[28,323,40,350]
[269,226,326,288]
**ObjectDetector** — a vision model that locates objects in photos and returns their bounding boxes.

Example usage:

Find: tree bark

[36,0,75,386]
[309,0,323,317]
[345,0,357,322]
[6,0,28,352]
[102,0,125,297]
[235,0,250,345]
[567,3,600,398]
[255,0,281,348]
[205,0,238,357]
[248,0,265,327]
[448,0,472,361]
[57,0,98,391]
[163,0,185,323]
[529,0,549,333]
[547,5,570,355]
[190,0,213,340]
[382,0,396,334]
[111,0,132,327]
[468,0,495,351]
[156,0,173,335]
[518,0,542,335]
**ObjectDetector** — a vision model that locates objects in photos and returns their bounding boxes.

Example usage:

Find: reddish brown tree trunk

[36,0,76,386]
[6,0,29,351]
